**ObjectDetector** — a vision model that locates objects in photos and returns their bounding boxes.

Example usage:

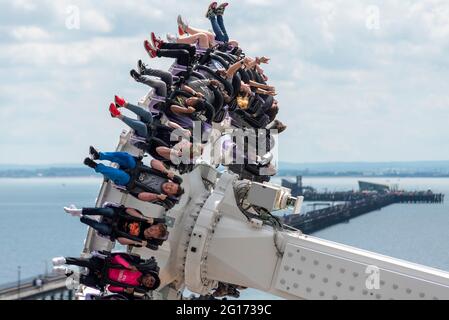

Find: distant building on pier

[358,181,390,193]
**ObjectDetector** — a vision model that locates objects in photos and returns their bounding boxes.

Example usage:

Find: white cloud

[10,26,51,41]
[83,9,113,33]
[1,36,143,66]
[1,0,449,164]
[12,0,37,11]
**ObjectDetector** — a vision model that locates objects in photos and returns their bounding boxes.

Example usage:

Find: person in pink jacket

[52,252,160,294]
[106,254,158,293]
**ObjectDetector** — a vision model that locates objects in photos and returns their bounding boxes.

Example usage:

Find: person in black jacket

[63,203,168,249]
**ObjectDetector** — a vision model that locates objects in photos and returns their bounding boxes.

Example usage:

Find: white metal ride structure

[77,123,449,300]
[71,36,449,298]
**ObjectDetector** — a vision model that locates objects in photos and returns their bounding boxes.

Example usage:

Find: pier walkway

[0,273,73,300]
[281,176,444,233]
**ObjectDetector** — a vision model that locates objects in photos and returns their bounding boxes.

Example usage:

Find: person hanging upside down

[52,252,160,294]
[130,63,206,101]
[176,3,239,47]
[83,148,184,209]
[143,40,196,67]
[63,203,168,249]
[108,96,192,163]
[130,62,174,98]
[204,2,239,47]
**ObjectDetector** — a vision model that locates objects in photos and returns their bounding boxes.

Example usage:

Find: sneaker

[114,95,127,108]
[215,2,228,15]
[130,69,141,82]
[137,60,147,74]
[53,266,70,276]
[177,15,189,34]
[89,146,100,160]
[109,103,121,118]
[63,205,83,217]
[84,158,97,169]
[150,32,164,49]
[166,33,178,43]
[144,40,157,58]
[52,257,67,266]
[205,2,218,18]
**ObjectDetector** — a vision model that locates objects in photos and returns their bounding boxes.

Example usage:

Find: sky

[0,0,448,165]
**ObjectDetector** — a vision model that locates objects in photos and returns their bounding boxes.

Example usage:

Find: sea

[0,176,448,299]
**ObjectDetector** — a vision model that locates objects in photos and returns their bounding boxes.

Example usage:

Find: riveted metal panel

[275,243,449,300]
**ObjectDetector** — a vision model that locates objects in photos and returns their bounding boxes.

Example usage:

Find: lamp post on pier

[17,266,21,300]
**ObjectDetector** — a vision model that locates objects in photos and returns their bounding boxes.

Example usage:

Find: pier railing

[0,273,73,300]
[281,189,444,234]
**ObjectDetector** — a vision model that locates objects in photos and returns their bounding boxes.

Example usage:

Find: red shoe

[144,40,157,58]
[151,32,164,49]
[109,103,121,118]
[178,25,185,36]
[114,95,126,108]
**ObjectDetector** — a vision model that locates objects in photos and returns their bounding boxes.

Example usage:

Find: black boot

[84,158,97,169]
[130,69,141,82]
[89,146,100,160]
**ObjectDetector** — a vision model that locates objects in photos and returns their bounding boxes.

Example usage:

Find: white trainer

[53,266,70,275]
[52,257,67,266]
[64,204,82,217]
[166,33,178,43]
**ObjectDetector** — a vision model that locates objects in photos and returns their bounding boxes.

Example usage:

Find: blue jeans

[121,103,154,138]
[209,15,229,43]
[125,103,153,124]
[94,152,137,186]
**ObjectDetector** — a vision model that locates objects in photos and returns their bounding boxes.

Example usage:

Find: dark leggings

[80,207,117,236]
[157,49,191,67]
[65,256,104,271]
[66,257,105,288]
[160,43,196,58]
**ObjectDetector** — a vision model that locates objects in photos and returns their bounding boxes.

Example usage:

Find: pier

[281,176,444,233]
[0,273,73,300]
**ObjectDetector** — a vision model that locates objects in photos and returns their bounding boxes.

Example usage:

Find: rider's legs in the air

[111,99,153,138]
[119,116,148,138]
[65,257,102,270]
[177,33,211,49]
[81,207,117,218]
[209,15,226,42]
[216,15,229,43]
[160,43,196,58]
[186,26,215,45]
[80,216,113,236]
[178,14,216,45]
[94,164,131,186]
[135,76,167,97]
[140,68,173,87]
[157,49,192,66]
[92,152,137,186]
[124,102,153,124]
[98,152,137,169]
